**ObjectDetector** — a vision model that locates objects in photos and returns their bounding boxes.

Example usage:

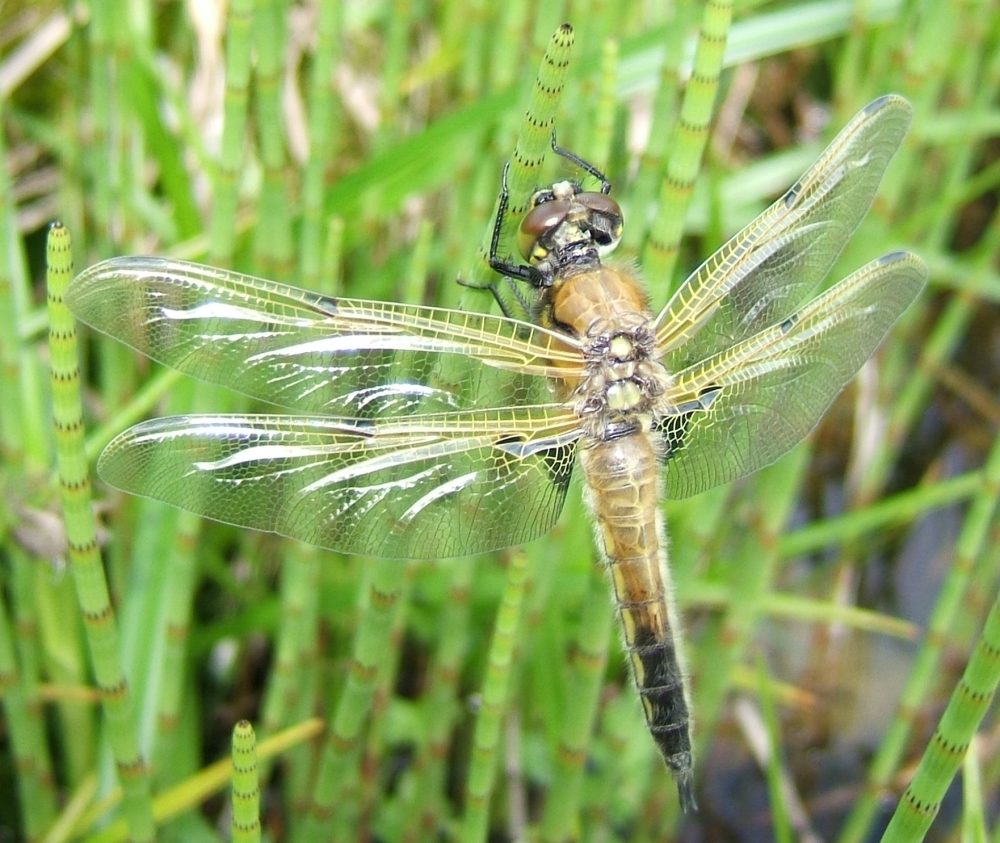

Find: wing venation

[657,251,926,498]
[97,407,582,559]
[654,95,913,369]
[67,256,583,417]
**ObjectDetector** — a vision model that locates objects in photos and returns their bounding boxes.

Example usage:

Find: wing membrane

[97,405,582,559]
[657,252,926,498]
[654,95,912,368]
[66,257,583,416]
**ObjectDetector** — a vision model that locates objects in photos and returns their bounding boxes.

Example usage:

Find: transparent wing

[66,256,584,417]
[97,406,582,559]
[654,95,912,368]
[656,252,926,498]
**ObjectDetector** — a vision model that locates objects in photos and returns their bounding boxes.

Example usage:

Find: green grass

[2,1,999,841]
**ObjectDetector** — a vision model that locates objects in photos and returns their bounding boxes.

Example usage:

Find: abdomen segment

[579,432,697,812]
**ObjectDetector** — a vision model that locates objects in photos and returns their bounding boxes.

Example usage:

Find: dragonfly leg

[488,161,546,287]
[549,129,613,194]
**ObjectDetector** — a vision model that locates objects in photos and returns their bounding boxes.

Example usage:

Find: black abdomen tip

[674,770,698,813]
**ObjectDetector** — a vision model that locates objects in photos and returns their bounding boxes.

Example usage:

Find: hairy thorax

[547,265,673,443]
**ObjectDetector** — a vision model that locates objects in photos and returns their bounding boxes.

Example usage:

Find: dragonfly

[66,94,926,811]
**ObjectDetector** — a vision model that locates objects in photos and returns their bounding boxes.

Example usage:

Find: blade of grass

[459,548,531,843]
[838,29,1000,835]
[209,0,254,263]
[641,0,732,288]
[464,22,576,311]
[401,560,476,839]
[298,3,345,287]
[879,595,1000,841]
[231,720,262,843]
[46,223,155,840]
[293,555,413,840]
[538,560,614,842]
[251,0,295,279]
[0,93,61,837]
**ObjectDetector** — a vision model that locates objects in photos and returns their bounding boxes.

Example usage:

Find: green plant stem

[46,224,155,841]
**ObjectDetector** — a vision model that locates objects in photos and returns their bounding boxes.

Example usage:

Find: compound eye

[517,200,570,260]
[577,191,621,220]
[576,192,623,251]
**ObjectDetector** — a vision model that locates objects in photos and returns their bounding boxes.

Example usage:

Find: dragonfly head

[517,180,624,276]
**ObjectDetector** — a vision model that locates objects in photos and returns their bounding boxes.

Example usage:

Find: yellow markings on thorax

[606,380,642,410]
[609,334,633,358]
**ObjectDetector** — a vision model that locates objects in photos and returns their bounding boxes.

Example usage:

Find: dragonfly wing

[66,256,583,416]
[97,406,582,559]
[657,252,926,498]
[654,95,912,367]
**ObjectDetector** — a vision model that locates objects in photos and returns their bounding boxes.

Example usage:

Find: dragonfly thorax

[574,314,672,441]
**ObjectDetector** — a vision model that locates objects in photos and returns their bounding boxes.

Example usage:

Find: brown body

[548,263,696,809]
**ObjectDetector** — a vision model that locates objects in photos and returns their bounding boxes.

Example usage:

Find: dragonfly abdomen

[579,432,696,812]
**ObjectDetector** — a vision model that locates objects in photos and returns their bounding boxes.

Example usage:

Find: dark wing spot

[313,295,339,315]
[495,434,577,490]
[780,313,799,333]
[655,385,721,462]
[783,179,802,207]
